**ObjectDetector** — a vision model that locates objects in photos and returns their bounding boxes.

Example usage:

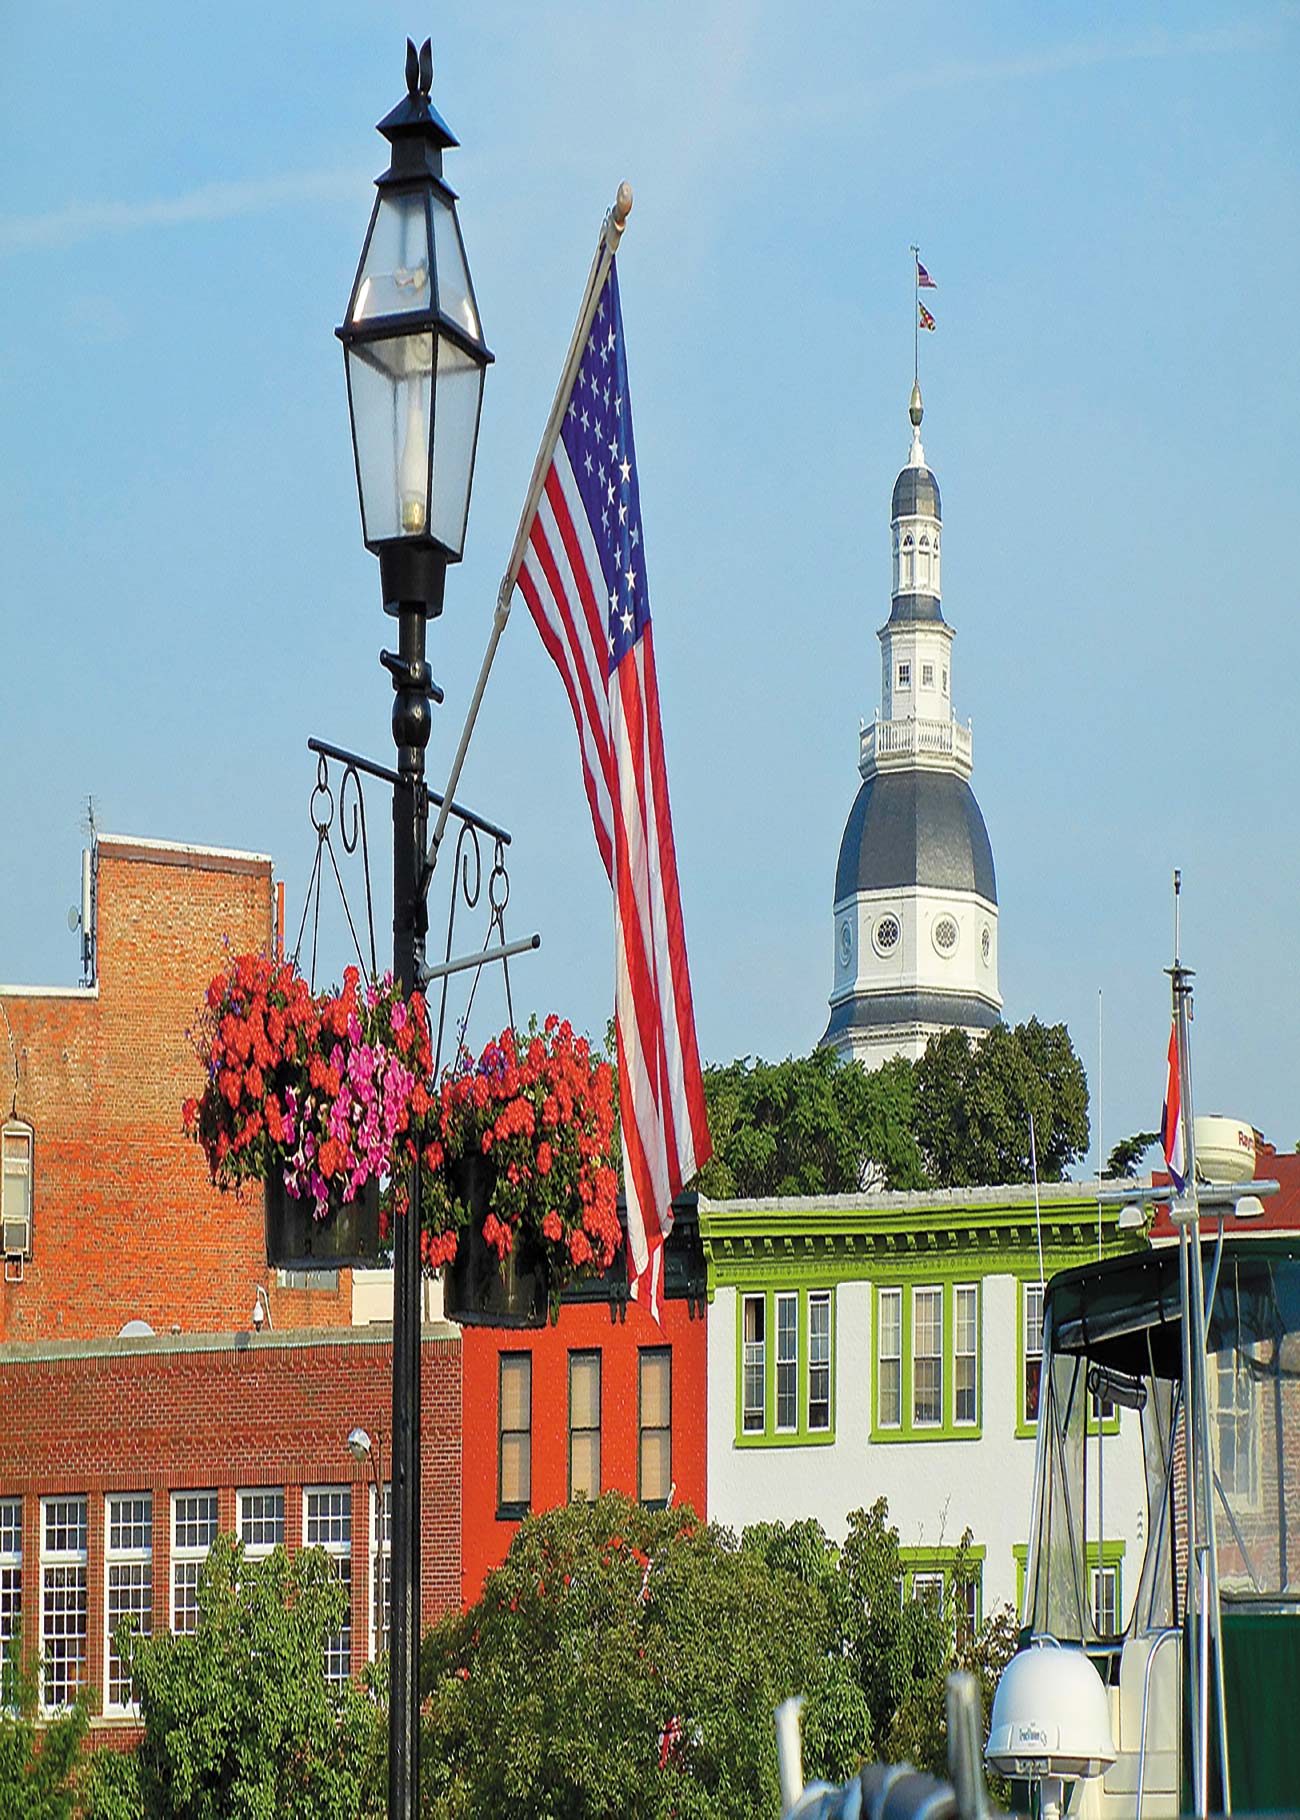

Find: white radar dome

[1194,1116,1255,1186]
[986,1639,1115,1781]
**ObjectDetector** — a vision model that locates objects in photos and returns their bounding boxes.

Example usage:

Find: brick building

[0,829,710,1731]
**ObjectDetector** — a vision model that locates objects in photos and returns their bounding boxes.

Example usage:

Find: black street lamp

[336,40,492,1818]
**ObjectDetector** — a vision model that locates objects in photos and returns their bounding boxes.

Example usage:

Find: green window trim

[1013,1539,1125,1617]
[1015,1274,1122,1441]
[870,1280,983,1442]
[733,1286,837,1446]
[898,1544,986,1634]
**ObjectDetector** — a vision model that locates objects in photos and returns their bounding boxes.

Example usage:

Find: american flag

[916,258,937,289]
[515,258,711,1315]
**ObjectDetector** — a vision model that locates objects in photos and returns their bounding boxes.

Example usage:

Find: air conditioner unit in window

[3,1214,30,1258]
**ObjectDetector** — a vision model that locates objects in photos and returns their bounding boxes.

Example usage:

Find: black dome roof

[892,465,941,521]
[834,770,996,904]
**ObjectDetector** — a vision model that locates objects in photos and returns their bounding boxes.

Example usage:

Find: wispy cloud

[771,11,1295,128]
[0,168,362,255]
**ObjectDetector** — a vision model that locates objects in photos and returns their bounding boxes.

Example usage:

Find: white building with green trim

[699,1182,1148,1625]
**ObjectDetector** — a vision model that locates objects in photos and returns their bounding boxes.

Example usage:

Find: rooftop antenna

[68,796,98,986]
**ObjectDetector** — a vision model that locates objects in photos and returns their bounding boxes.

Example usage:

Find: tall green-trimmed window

[775,1293,798,1433]
[735,1288,835,1444]
[954,1284,978,1426]
[1023,1281,1045,1425]
[912,1287,943,1427]
[742,1296,766,1434]
[878,1288,902,1429]
[808,1292,832,1431]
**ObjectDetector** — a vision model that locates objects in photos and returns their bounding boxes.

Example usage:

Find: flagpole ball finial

[614,181,634,226]
[909,379,924,427]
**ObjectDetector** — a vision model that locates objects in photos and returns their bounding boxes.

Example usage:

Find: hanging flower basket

[183,955,432,1272]
[264,1172,383,1271]
[441,1155,549,1327]
[415,1019,620,1325]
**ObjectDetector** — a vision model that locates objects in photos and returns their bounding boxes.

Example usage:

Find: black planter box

[264,1173,384,1272]
[440,1156,550,1328]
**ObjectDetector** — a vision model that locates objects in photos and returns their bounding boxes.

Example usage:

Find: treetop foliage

[696,1019,1089,1199]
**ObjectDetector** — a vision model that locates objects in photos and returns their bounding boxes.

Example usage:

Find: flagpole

[421,182,633,890]
[910,243,919,383]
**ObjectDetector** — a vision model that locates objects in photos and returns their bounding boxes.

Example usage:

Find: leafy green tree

[0,1632,87,1820]
[697,1050,924,1198]
[104,1534,385,1820]
[1104,1131,1159,1178]
[420,1494,841,1820]
[913,1020,1089,1186]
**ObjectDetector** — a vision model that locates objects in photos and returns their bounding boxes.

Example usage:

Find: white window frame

[1,1121,33,1257]
[1091,1563,1119,1636]
[774,1292,798,1434]
[897,661,911,688]
[1214,1346,1258,1504]
[911,1569,944,1610]
[1024,1282,1045,1426]
[877,1287,902,1429]
[954,1283,979,1427]
[912,1285,943,1427]
[742,1294,766,1433]
[40,1496,87,1714]
[808,1291,832,1432]
[236,1488,284,1558]
[0,1498,21,1709]
[171,1491,218,1635]
[104,1493,152,1716]
[368,1482,391,1661]
[303,1487,352,1689]
[921,661,934,687]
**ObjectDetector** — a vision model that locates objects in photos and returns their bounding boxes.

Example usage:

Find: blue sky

[1,2,1297,1162]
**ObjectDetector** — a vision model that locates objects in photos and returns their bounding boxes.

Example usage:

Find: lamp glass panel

[430,194,480,339]
[349,194,431,324]
[346,335,433,544]
[429,339,484,557]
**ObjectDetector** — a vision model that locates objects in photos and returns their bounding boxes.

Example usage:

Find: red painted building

[460,1292,707,1603]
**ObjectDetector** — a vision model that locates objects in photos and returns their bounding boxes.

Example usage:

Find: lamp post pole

[385,570,439,1817]
[336,44,492,1815]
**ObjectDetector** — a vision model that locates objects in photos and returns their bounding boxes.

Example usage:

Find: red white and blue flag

[916,258,937,289]
[1160,1020,1187,1192]
[515,259,712,1317]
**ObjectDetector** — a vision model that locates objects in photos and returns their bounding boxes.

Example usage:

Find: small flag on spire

[916,258,937,289]
[918,301,936,332]
[1160,1021,1187,1192]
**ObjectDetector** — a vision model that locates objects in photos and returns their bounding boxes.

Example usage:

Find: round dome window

[932,915,959,956]
[981,926,992,965]
[838,919,853,968]
[873,914,901,956]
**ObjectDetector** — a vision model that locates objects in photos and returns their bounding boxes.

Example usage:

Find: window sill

[870,1426,984,1445]
[734,1429,837,1449]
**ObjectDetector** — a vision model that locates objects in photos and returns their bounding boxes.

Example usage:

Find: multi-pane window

[742,1296,766,1433]
[568,1351,602,1502]
[304,1488,352,1689]
[171,1492,218,1634]
[1092,1565,1119,1637]
[956,1574,980,1647]
[1216,1347,1257,1501]
[808,1292,832,1432]
[105,1494,152,1714]
[912,1286,943,1426]
[370,1484,391,1659]
[911,1570,944,1611]
[498,1354,532,1513]
[41,1497,87,1712]
[954,1285,979,1426]
[921,662,934,687]
[237,1489,284,1558]
[775,1293,798,1432]
[1,1122,33,1254]
[0,1499,21,1707]
[639,1348,672,1506]
[1023,1282,1045,1425]
[877,1288,902,1428]
[898,662,911,687]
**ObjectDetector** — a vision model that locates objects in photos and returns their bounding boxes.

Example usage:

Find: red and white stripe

[516,437,711,1317]
[1160,1019,1186,1192]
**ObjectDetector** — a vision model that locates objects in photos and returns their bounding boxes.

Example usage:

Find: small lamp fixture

[346,1426,373,1464]
[1117,1203,1146,1231]
[336,37,494,610]
[251,1285,273,1331]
